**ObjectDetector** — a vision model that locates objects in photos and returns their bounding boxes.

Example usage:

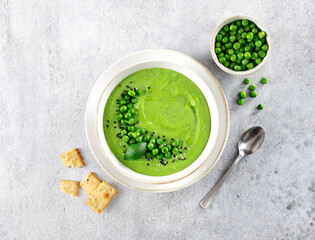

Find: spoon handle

[200,154,243,209]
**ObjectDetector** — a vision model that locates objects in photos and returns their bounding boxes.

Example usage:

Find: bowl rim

[85,49,230,192]
[210,15,272,76]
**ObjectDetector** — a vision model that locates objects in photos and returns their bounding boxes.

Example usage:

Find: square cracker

[60,148,85,168]
[80,172,101,196]
[60,180,78,197]
[86,181,118,214]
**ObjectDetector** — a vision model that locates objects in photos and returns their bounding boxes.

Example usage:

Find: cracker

[85,181,118,214]
[80,172,101,196]
[60,148,85,168]
[59,180,78,197]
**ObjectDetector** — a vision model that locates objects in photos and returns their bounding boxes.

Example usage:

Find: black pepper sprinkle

[123,151,126,154]
[171,138,174,140]
[130,81,133,83]
[106,125,109,128]
[114,126,117,128]
[148,87,150,89]
[184,147,187,150]
[87,179,89,181]
[163,139,166,141]
[116,110,119,112]
[163,135,165,138]
[147,163,149,166]
[126,86,130,88]
[119,85,121,87]
[157,136,160,138]
[172,160,175,163]
[114,121,116,123]
[107,120,109,122]
[123,145,126,148]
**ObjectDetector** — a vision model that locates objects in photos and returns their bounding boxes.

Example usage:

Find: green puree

[103,68,211,176]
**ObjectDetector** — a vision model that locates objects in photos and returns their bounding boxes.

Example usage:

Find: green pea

[244,78,250,84]
[258,50,266,58]
[235,20,242,27]
[116,113,123,120]
[253,36,259,42]
[221,46,226,51]
[242,19,249,26]
[219,57,227,64]
[251,52,258,60]
[239,39,246,45]
[241,32,247,39]
[261,44,268,52]
[228,49,234,55]
[246,62,254,69]
[146,152,153,158]
[215,42,221,48]
[136,128,146,135]
[258,31,266,38]
[148,143,155,150]
[238,27,244,34]
[215,48,222,54]
[128,89,136,97]
[128,108,135,115]
[223,25,230,32]
[124,112,132,119]
[128,118,135,125]
[216,34,223,42]
[252,28,258,34]
[229,35,236,43]
[261,38,266,44]
[121,124,127,129]
[249,42,255,48]
[122,135,129,142]
[239,91,246,99]
[152,148,159,156]
[230,25,237,31]
[249,84,256,91]
[246,32,254,41]
[234,65,241,71]
[172,147,179,155]
[158,143,165,150]
[255,47,261,52]
[244,45,251,52]
[171,139,179,147]
[219,30,226,36]
[149,138,156,144]
[121,130,127,136]
[127,132,133,138]
[230,63,236,69]
[156,138,163,145]
[241,59,249,65]
[229,30,237,35]
[127,125,135,132]
[237,52,244,59]
[143,134,150,142]
[250,91,257,98]
[135,88,141,96]
[261,77,268,84]
[249,22,255,28]
[255,58,262,64]
[244,52,251,59]
[217,53,224,58]
[222,36,229,44]
[136,136,143,142]
[157,153,164,160]
[255,40,262,48]
[165,152,172,159]
[161,147,169,154]
[224,61,230,68]
[119,105,127,113]
[131,97,138,104]
[257,104,264,110]
[239,47,244,53]
[132,132,140,138]
[127,102,133,108]
[237,99,244,105]
[129,138,136,144]
[236,59,241,64]
[225,42,232,49]
[124,94,131,100]
[120,99,127,105]
[233,42,241,49]
[225,54,230,60]
[166,144,172,151]
[244,25,250,32]
[121,119,127,125]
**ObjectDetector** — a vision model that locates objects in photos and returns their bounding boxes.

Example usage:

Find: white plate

[85,49,229,192]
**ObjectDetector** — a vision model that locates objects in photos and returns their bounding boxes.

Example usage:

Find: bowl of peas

[211,15,271,75]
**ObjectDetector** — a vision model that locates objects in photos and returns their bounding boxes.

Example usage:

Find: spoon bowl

[238,126,265,156]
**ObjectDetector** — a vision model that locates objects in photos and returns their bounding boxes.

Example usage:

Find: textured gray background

[0,0,314,239]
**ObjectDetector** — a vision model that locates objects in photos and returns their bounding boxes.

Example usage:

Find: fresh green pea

[128,132,133,138]
[239,47,244,53]
[129,138,136,144]
[172,147,179,155]
[252,28,258,34]
[255,47,261,52]
[121,124,127,129]
[219,57,227,64]
[166,144,172,151]
[246,32,254,41]
[253,36,259,42]
[258,50,266,58]
[135,88,141,96]
[238,27,244,34]
[237,52,244,59]
[241,65,246,70]
[244,25,250,32]
[122,135,129,142]
[255,58,262,64]
[228,49,234,55]
[157,153,164,160]
[219,30,226,36]
[257,104,264,110]
[241,32,247,39]
[216,34,223,42]
[215,42,221,48]
[120,105,128,113]
[128,118,135,125]
[148,143,155,150]
[171,139,179,147]
[236,34,241,41]
[229,30,237,35]
[149,139,156,144]
[124,112,132,119]
[237,99,244,105]
[244,45,251,52]
[157,143,165,150]
[255,40,262,48]
[233,42,241,49]
[261,44,268,51]
[249,42,255,48]
[230,24,237,31]
[131,97,138,104]
[120,119,127,125]
[215,48,222,54]
[128,108,135,115]
[239,91,247,99]
[225,42,232,49]
[132,132,140,138]
[239,39,246,45]
[246,62,255,69]
[128,89,136,97]
[156,138,163,145]
[230,62,236,69]
[224,61,230,68]
[261,38,266,43]
[249,84,256,91]
[249,22,255,28]
[161,147,169,154]
[236,59,241,64]
[222,36,228,44]
[127,102,133,108]
[225,54,230,60]
[244,52,251,59]
[242,19,249,26]
[217,52,224,58]
[146,152,153,158]
[230,54,237,62]
[152,148,159,156]
[136,128,146,135]
[250,91,257,98]
[124,94,131,100]
[244,78,250,84]
[234,65,241,71]
[223,25,230,32]
[165,152,172,159]
[261,77,268,84]
[120,99,127,105]
[136,136,143,142]
[127,125,135,132]
[251,52,258,60]
[230,35,236,43]
[241,59,249,65]
[236,20,242,27]
[143,134,150,142]
[258,31,266,39]
[116,113,123,120]
[121,130,127,136]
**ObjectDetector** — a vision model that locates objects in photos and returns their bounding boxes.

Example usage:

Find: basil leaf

[124,142,148,160]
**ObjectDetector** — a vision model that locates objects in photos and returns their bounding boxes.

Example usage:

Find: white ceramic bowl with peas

[211,15,272,76]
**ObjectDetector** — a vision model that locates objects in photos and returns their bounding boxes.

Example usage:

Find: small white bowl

[210,15,272,76]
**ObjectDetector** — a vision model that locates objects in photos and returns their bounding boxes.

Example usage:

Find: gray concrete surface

[0,0,314,239]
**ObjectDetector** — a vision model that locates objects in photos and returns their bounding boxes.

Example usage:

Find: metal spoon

[200,126,265,209]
